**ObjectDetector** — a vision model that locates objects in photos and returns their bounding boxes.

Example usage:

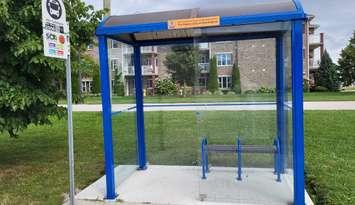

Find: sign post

[42,0,75,205]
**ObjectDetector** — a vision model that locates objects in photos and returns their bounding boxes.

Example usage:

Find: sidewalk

[62,101,355,112]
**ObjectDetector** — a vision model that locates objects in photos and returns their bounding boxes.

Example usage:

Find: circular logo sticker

[46,0,62,20]
[58,35,65,44]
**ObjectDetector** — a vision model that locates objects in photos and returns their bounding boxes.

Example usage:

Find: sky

[85,0,355,63]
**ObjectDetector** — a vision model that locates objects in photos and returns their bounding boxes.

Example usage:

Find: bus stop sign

[42,0,69,59]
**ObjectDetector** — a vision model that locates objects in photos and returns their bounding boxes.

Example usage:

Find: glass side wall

[110,41,138,184]
[110,21,294,204]
[193,23,293,204]
[144,44,200,166]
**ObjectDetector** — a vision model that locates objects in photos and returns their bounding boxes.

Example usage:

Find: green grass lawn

[61,92,355,104]
[0,111,354,204]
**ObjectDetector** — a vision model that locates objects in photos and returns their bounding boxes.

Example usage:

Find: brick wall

[237,38,276,92]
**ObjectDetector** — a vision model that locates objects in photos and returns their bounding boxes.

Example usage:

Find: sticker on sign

[42,0,69,59]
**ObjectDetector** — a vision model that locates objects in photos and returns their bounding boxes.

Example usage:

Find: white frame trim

[111,40,119,49]
[218,75,232,90]
[216,52,233,67]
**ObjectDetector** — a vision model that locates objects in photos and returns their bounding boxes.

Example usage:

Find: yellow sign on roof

[168,16,220,30]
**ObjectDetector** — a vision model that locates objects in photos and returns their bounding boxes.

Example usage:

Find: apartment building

[304,14,325,85]
[82,15,323,95]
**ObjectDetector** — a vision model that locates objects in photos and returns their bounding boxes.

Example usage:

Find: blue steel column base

[137,166,148,171]
[104,194,118,202]
[237,137,242,181]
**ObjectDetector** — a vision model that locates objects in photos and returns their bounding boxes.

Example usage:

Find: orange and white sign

[168,16,220,30]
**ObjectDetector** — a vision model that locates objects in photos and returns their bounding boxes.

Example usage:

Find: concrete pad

[74,165,314,205]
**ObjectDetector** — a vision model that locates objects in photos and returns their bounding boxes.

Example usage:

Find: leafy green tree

[314,50,341,91]
[92,69,101,94]
[164,45,199,88]
[113,72,125,96]
[0,0,105,137]
[338,32,355,87]
[208,56,218,93]
[155,78,177,96]
[232,64,241,94]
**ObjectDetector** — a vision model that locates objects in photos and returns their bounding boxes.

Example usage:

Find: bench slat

[207,144,276,154]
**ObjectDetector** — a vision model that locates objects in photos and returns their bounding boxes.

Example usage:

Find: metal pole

[66,55,75,205]
[292,20,305,205]
[134,46,147,170]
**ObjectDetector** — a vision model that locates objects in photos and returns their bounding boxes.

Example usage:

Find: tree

[232,64,241,94]
[0,0,105,137]
[208,57,219,93]
[92,69,101,94]
[164,45,199,88]
[113,72,125,96]
[314,50,341,91]
[338,32,355,87]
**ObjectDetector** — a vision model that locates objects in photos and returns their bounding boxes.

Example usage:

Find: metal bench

[201,137,282,182]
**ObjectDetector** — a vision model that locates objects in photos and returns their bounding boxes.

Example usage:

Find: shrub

[256,87,276,94]
[312,86,329,92]
[155,78,177,96]
[244,90,256,94]
[113,73,124,96]
[208,57,219,93]
[232,64,241,94]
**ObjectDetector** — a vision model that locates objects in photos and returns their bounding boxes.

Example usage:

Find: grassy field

[0,111,354,204]
[59,91,355,104]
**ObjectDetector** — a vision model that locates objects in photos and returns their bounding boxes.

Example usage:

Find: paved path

[64,101,355,112]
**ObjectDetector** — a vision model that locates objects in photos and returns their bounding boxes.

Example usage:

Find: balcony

[122,46,158,54]
[123,65,158,76]
[141,46,158,54]
[199,63,210,73]
[199,43,209,50]
[309,60,320,70]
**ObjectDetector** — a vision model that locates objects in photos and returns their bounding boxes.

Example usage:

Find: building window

[142,57,152,66]
[199,43,209,49]
[216,53,232,67]
[200,53,209,64]
[81,81,92,93]
[218,76,232,89]
[111,40,119,49]
[146,79,153,89]
[87,44,94,51]
[199,77,208,87]
[111,59,119,72]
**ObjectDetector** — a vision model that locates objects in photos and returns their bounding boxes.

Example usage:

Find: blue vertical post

[237,137,242,181]
[273,139,277,174]
[276,138,282,182]
[205,138,209,173]
[98,35,116,199]
[201,138,207,179]
[134,45,147,170]
[276,35,286,173]
[292,20,305,205]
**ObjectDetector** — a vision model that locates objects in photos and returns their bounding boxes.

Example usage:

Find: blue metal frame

[201,138,207,179]
[292,20,305,205]
[95,1,306,202]
[96,11,305,38]
[276,36,286,173]
[134,46,147,170]
[98,35,117,200]
[276,138,282,182]
[237,137,242,181]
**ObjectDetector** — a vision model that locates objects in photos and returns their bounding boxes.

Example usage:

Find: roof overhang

[95,0,306,45]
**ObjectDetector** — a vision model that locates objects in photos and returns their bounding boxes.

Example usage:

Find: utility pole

[103,0,111,15]
[103,0,113,98]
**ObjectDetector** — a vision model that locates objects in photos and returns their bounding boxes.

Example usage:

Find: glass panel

[109,40,138,185]
[108,21,294,205]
